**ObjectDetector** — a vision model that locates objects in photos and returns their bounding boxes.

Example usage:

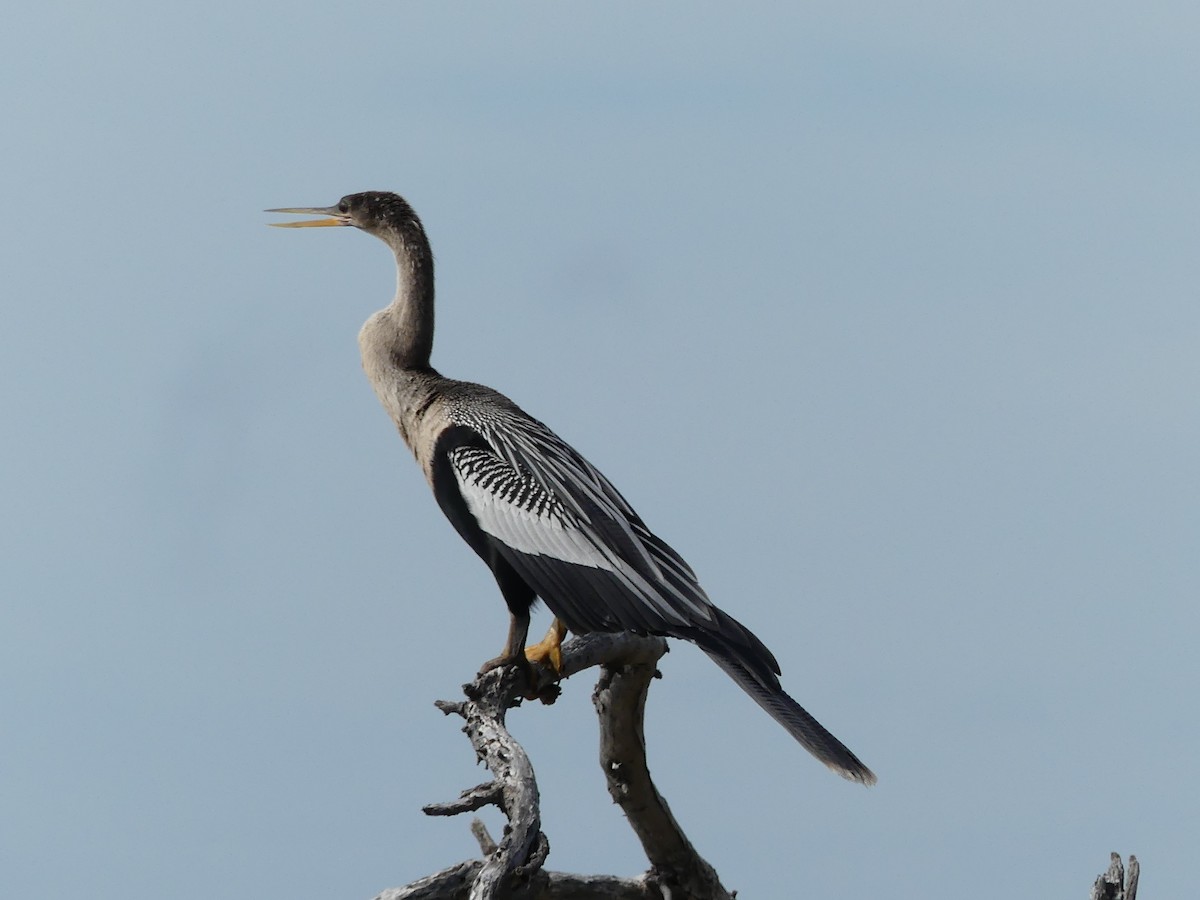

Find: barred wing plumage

[448,408,725,637]
[437,400,875,784]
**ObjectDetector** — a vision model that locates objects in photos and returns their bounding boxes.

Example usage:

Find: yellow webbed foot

[524,618,568,675]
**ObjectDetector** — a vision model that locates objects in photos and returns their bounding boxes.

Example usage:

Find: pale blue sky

[3,3,1197,897]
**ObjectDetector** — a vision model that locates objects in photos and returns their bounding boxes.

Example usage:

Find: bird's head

[268,191,424,247]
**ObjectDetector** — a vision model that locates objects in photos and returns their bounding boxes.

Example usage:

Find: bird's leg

[478,609,532,675]
[524,617,567,675]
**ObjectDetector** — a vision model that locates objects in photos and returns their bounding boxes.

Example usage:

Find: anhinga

[268,191,875,785]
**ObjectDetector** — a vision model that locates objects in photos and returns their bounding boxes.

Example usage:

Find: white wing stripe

[455,474,710,627]
[448,405,717,626]
[476,417,663,579]
[455,460,615,572]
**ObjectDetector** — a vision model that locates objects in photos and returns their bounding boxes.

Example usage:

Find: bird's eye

[337,199,350,214]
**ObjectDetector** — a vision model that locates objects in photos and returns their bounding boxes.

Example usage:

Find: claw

[478,650,531,677]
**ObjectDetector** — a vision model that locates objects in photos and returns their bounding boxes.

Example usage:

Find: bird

[268,191,875,785]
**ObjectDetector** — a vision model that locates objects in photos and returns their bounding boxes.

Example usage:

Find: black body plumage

[271,190,875,785]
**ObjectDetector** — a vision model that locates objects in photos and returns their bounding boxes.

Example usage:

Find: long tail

[702,648,876,785]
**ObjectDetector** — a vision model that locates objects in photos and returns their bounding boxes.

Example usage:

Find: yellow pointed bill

[265,206,348,228]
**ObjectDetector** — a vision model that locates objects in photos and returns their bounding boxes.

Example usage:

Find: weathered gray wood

[1091,853,1139,900]
[470,820,498,856]
[424,783,502,818]
[536,873,656,899]
[374,860,481,900]
[1126,855,1140,899]
[375,867,654,900]
[376,632,729,899]
[379,648,1142,900]
[435,664,543,900]
[591,642,732,899]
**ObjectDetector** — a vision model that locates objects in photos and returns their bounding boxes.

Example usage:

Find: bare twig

[470,820,497,856]
[423,783,503,818]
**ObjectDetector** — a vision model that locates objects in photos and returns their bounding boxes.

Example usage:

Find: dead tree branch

[373,632,731,900]
[1091,853,1139,900]
[591,641,730,899]
[370,637,1135,900]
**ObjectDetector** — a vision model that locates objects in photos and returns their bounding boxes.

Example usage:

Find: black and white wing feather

[436,396,874,784]
[447,406,741,641]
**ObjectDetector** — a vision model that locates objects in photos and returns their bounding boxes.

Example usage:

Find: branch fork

[375,633,732,900]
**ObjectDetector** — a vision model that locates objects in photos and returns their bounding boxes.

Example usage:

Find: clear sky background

[3,3,1197,897]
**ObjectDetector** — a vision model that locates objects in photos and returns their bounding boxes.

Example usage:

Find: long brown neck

[380,222,435,369]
